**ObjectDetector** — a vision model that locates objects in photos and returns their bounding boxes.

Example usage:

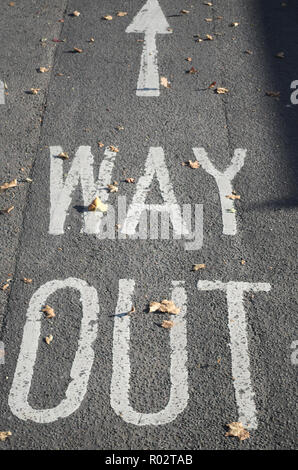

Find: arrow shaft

[137,32,159,97]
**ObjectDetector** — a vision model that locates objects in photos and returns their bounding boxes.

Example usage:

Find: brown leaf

[183,160,200,169]
[187,66,198,74]
[275,51,285,59]
[116,125,124,130]
[45,334,53,345]
[107,184,118,193]
[216,87,229,94]
[204,18,213,22]
[225,422,250,441]
[186,57,192,62]
[128,306,136,315]
[56,72,64,76]
[266,91,280,97]
[0,431,12,441]
[204,2,213,5]
[244,50,253,55]
[161,320,174,329]
[117,11,128,17]
[180,9,190,14]
[23,278,32,284]
[226,194,240,200]
[57,152,69,159]
[98,141,104,148]
[160,76,171,88]
[205,34,214,40]
[89,38,95,43]
[0,178,17,191]
[42,305,56,319]
[193,263,206,271]
[149,300,180,315]
[208,81,216,89]
[88,196,108,212]
[125,177,135,183]
[72,10,80,16]
[230,22,239,27]
[241,259,246,265]
[30,88,40,95]
[103,15,113,20]
[1,283,10,291]
[109,145,119,153]
[73,47,83,53]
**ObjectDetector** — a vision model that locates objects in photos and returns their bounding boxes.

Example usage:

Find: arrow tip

[126,0,170,34]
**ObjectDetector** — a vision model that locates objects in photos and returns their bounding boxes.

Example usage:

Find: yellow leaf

[45,334,53,345]
[0,431,12,441]
[226,194,240,200]
[160,76,171,88]
[88,196,108,212]
[42,305,56,319]
[38,67,49,73]
[205,34,214,40]
[225,422,250,441]
[193,263,206,271]
[0,178,17,191]
[103,15,113,20]
[117,11,128,17]
[57,152,69,159]
[216,87,229,94]
[161,320,174,329]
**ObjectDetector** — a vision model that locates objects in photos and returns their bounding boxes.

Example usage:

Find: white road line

[121,147,189,237]
[197,281,271,429]
[126,0,171,97]
[49,146,117,235]
[8,278,99,423]
[0,81,5,104]
[110,279,189,425]
[192,148,246,235]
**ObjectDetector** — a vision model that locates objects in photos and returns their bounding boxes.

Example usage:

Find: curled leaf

[57,152,69,159]
[161,320,174,329]
[45,334,53,345]
[42,305,56,319]
[216,87,229,94]
[107,184,118,193]
[88,196,108,212]
[103,15,113,20]
[160,76,171,88]
[193,263,206,271]
[0,431,12,441]
[149,300,180,315]
[225,422,250,441]
[23,278,32,284]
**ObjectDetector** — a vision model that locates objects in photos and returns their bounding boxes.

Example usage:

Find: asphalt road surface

[0,0,297,450]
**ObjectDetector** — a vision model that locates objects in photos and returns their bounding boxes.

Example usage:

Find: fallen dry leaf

[1,283,10,291]
[161,320,174,329]
[117,11,128,17]
[187,66,198,74]
[98,141,104,148]
[180,9,190,14]
[55,72,64,76]
[241,259,246,265]
[244,50,253,55]
[88,196,108,212]
[204,18,213,22]
[193,263,206,271]
[107,184,118,193]
[226,194,240,200]
[225,422,250,441]
[160,76,171,88]
[186,57,192,62]
[57,152,69,159]
[103,15,113,20]
[30,88,40,95]
[230,22,239,27]
[0,431,12,441]
[116,125,124,130]
[45,334,53,345]
[266,91,280,97]
[0,206,14,215]
[72,10,80,16]
[204,1,213,5]
[275,51,285,59]
[23,278,32,284]
[89,38,95,43]
[216,87,229,94]
[73,47,83,53]
[208,81,217,89]
[38,67,49,73]
[149,300,180,315]
[0,178,17,191]
[125,177,135,183]
[128,306,136,315]
[42,305,56,319]
[183,160,200,169]
[205,34,214,40]
[109,145,119,153]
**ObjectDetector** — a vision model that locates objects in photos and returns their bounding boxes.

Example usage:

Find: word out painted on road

[290,80,298,104]
[126,0,171,97]
[0,81,5,104]
[9,277,270,427]
[49,146,246,247]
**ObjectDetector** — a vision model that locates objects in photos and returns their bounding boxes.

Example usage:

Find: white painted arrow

[126,0,171,97]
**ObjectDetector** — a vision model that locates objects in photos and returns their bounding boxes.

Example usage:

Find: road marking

[121,147,189,237]
[290,80,298,105]
[8,278,99,423]
[0,81,5,104]
[290,340,298,365]
[197,281,271,429]
[126,0,171,97]
[110,279,188,425]
[49,146,117,235]
[192,148,246,235]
